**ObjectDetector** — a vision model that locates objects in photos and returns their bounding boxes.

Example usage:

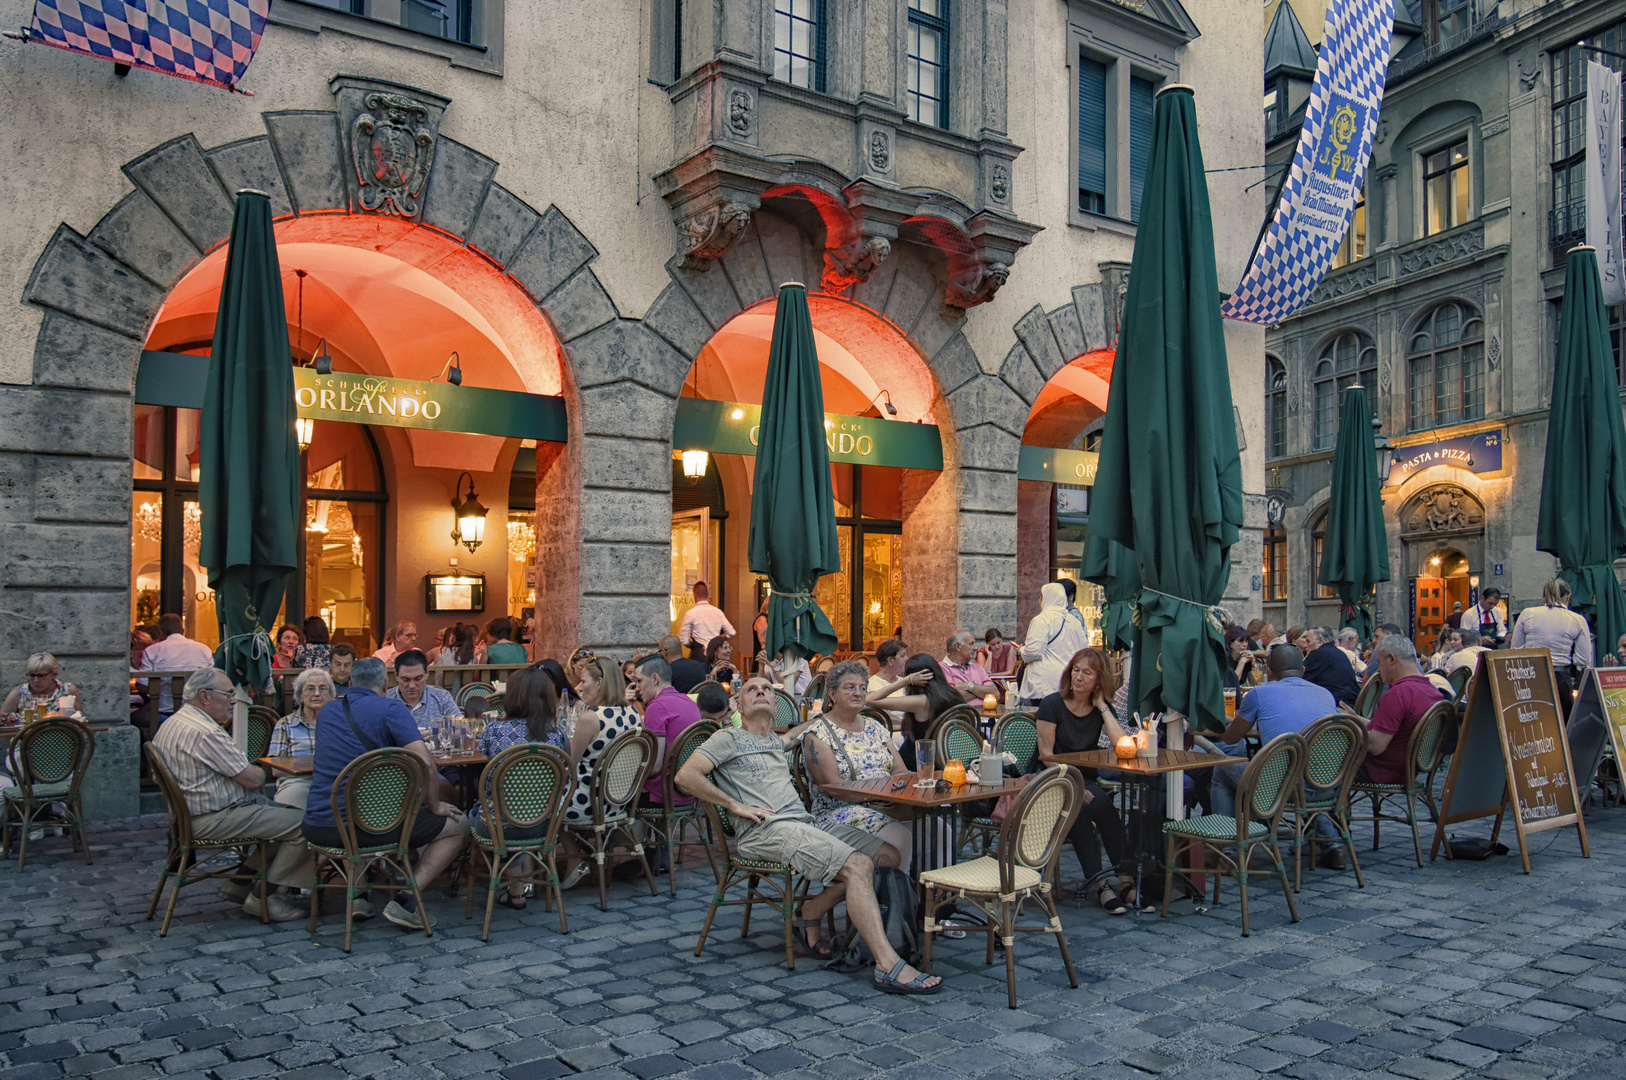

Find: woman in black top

[1222,625,1254,690]
[1035,647,1141,914]
[867,654,963,769]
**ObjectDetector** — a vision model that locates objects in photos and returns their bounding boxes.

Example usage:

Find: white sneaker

[350,898,375,919]
[383,899,437,931]
[243,893,305,922]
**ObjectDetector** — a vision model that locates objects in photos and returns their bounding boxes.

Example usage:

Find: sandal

[874,957,942,996]
[496,892,527,911]
[1119,886,1155,913]
[1096,886,1128,916]
[792,914,835,960]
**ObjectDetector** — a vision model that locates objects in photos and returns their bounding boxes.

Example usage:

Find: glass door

[670,507,712,635]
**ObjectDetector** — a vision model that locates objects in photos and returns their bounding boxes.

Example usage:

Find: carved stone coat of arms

[352,92,436,217]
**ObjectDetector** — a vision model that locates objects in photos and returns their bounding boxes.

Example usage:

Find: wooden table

[1040,748,1245,909]
[817,772,1030,885]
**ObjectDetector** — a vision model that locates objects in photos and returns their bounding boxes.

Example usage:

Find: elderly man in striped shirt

[152,668,313,922]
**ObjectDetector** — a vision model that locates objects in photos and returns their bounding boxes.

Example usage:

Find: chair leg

[1369,792,1381,851]
[628,828,657,897]
[159,847,193,937]
[1237,849,1251,937]
[1338,813,1365,888]
[308,858,323,933]
[1405,791,1424,867]
[921,885,937,971]
[667,826,679,898]
[740,874,758,938]
[1293,821,1304,893]
[1160,835,1176,919]
[15,803,32,871]
[693,882,727,957]
[1043,892,1079,990]
[781,873,795,971]
[1269,841,1299,924]
[1001,899,1018,1009]
[147,845,179,921]
[594,836,610,912]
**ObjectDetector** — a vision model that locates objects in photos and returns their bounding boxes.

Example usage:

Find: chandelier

[137,501,201,546]
[351,534,363,568]
[508,518,536,561]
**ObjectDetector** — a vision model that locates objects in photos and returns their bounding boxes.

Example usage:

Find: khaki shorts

[736,817,882,883]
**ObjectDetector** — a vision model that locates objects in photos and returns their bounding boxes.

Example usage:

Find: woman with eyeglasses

[268,667,335,809]
[2,652,80,721]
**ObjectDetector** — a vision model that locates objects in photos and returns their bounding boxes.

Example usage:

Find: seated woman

[558,656,640,887]
[705,636,738,686]
[294,616,332,670]
[866,654,959,767]
[1222,625,1255,690]
[469,667,577,909]
[756,644,811,702]
[434,624,480,690]
[1035,647,1144,915]
[268,667,334,810]
[976,628,1017,679]
[798,660,911,958]
[2,652,81,721]
[272,625,302,670]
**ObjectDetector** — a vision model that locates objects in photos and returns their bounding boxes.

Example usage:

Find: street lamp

[450,471,488,553]
[295,416,314,452]
[1372,414,1394,484]
[680,450,709,484]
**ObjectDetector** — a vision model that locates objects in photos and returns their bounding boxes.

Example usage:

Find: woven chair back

[244,710,275,763]
[1447,667,1472,701]
[145,744,196,847]
[690,680,723,700]
[993,714,1038,767]
[1240,733,1305,823]
[772,690,800,729]
[455,681,497,709]
[1354,676,1385,718]
[587,729,656,824]
[1410,701,1454,777]
[1299,714,1365,797]
[926,703,982,742]
[935,716,984,765]
[18,720,90,789]
[663,721,718,807]
[331,749,427,852]
[997,765,1082,883]
[482,744,571,844]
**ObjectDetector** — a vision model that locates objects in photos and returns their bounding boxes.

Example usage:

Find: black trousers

[1069,781,1131,883]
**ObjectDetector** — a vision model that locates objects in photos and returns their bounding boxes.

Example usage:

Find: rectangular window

[1331,191,1367,268]
[774,0,823,91]
[1423,140,1469,236]
[1551,28,1626,258]
[907,0,948,129]
[1408,357,1432,431]
[1128,75,1155,223]
[672,0,683,82]
[1262,526,1286,602]
[1312,532,1336,599]
[1313,378,1335,450]
[1077,54,1108,215]
[302,0,475,45]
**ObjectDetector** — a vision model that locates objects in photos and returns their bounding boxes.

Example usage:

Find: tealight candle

[1115,735,1137,760]
[982,693,998,715]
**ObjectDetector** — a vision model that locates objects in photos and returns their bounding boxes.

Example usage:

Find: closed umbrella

[1537,246,1626,658]
[1087,85,1243,736]
[199,190,301,745]
[1317,385,1390,640]
[1082,532,1139,653]
[748,283,840,661]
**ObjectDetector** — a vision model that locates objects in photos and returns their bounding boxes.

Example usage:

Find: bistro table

[259,751,491,809]
[1040,747,1244,911]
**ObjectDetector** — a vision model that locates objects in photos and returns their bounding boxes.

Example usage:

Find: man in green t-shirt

[678,677,942,995]
[484,617,529,665]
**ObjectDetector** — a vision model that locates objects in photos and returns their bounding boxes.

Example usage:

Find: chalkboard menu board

[1432,649,1589,873]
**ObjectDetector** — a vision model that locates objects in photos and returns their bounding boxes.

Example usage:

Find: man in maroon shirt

[1347,634,1446,783]
[618,653,702,877]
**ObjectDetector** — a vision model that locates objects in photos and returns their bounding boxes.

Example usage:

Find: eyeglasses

[26,672,57,680]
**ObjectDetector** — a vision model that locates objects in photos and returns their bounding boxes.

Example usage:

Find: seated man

[1303,627,1360,706]
[941,628,998,703]
[696,682,737,727]
[387,650,459,726]
[303,657,471,931]
[152,668,313,922]
[1445,633,1492,676]
[1212,645,1343,866]
[659,634,709,695]
[677,677,942,994]
[1350,635,1447,785]
[328,643,356,689]
[1335,628,1367,678]
[616,654,703,878]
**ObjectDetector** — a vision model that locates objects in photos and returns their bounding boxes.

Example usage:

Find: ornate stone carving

[943,260,1009,310]
[1401,484,1484,536]
[991,165,1010,203]
[869,130,891,172]
[1488,335,1501,371]
[678,201,753,271]
[1098,261,1131,347]
[727,89,754,138]
[1397,228,1484,275]
[1481,114,1509,137]
[1380,351,1394,396]
[1518,60,1543,92]
[1374,118,1390,146]
[1306,263,1378,306]
[351,92,436,218]
[821,235,891,295]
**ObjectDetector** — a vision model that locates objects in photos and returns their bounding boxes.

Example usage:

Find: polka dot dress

[564,705,641,822]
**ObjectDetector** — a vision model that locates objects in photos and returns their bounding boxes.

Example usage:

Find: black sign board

[1431,649,1589,873]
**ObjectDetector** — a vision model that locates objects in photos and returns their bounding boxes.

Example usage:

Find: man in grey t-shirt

[678,677,943,995]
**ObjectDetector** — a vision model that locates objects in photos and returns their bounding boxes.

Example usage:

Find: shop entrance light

[295,416,314,451]
[681,450,710,484]
[450,471,488,553]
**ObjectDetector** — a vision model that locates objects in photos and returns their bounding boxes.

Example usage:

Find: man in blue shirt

[302,657,469,931]
[386,650,460,725]
[1210,644,1343,860]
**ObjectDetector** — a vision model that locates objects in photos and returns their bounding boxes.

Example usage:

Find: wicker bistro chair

[465,744,574,940]
[144,744,268,936]
[934,714,985,766]
[1290,716,1368,891]
[1350,700,1455,867]
[923,703,983,744]
[1353,676,1385,719]
[692,798,822,971]
[1161,733,1304,937]
[1447,667,1472,704]
[563,729,659,911]
[455,682,497,713]
[958,713,1041,858]
[306,748,436,953]
[920,765,1085,1009]
[245,706,279,762]
[2,719,95,870]
[772,689,801,729]
[634,721,719,896]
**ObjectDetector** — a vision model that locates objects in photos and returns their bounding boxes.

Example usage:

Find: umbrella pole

[232,684,250,754]
[1164,715,1185,822]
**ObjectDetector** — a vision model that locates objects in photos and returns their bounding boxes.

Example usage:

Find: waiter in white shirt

[139,613,216,719]
[678,582,736,660]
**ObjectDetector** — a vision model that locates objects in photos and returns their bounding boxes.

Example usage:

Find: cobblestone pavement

[0,803,1622,1080]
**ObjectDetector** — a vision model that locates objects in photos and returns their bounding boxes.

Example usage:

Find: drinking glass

[429,720,442,751]
[915,742,936,787]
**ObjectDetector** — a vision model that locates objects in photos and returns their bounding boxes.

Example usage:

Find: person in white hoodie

[1019,581,1090,706]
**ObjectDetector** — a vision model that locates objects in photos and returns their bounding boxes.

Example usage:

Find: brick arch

[11,118,626,698]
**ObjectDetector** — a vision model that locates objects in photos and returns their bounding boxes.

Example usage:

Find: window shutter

[1129,75,1155,222]
[1078,55,1108,200]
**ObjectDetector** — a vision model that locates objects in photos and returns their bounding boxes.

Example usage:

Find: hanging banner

[1585,59,1625,307]
[672,399,944,471]
[17,0,270,93]
[1016,445,1099,486]
[1222,0,1394,325]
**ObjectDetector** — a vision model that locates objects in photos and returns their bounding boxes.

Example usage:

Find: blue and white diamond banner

[1222,0,1394,325]
[25,0,271,93]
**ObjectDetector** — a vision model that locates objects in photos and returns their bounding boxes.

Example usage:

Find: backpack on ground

[825,866,919,972]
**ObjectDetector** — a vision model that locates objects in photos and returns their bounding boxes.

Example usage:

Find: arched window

[1312,331,1377,450]
[1262,521,1287,601]
[1267,356,1287,459]
[1407,301,1485,431]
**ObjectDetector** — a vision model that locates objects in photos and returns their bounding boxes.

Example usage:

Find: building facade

[0,0,1265,765]
[1259,0,1625,650]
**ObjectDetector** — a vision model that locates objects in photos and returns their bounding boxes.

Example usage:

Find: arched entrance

[137,214,572,654]
[674,291,957,656]
[1397,484,1487,652]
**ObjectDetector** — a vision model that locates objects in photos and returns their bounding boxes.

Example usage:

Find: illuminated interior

[133,216,569,651]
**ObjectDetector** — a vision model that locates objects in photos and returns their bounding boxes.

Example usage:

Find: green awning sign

[136,350,568,442]
[1017,445,1099,486]
[673,398,944,471]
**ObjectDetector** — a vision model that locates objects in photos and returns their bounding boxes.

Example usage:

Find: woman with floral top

[268,668,334,809]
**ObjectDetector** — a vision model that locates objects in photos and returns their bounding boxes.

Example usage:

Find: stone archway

[7,82,626,708]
